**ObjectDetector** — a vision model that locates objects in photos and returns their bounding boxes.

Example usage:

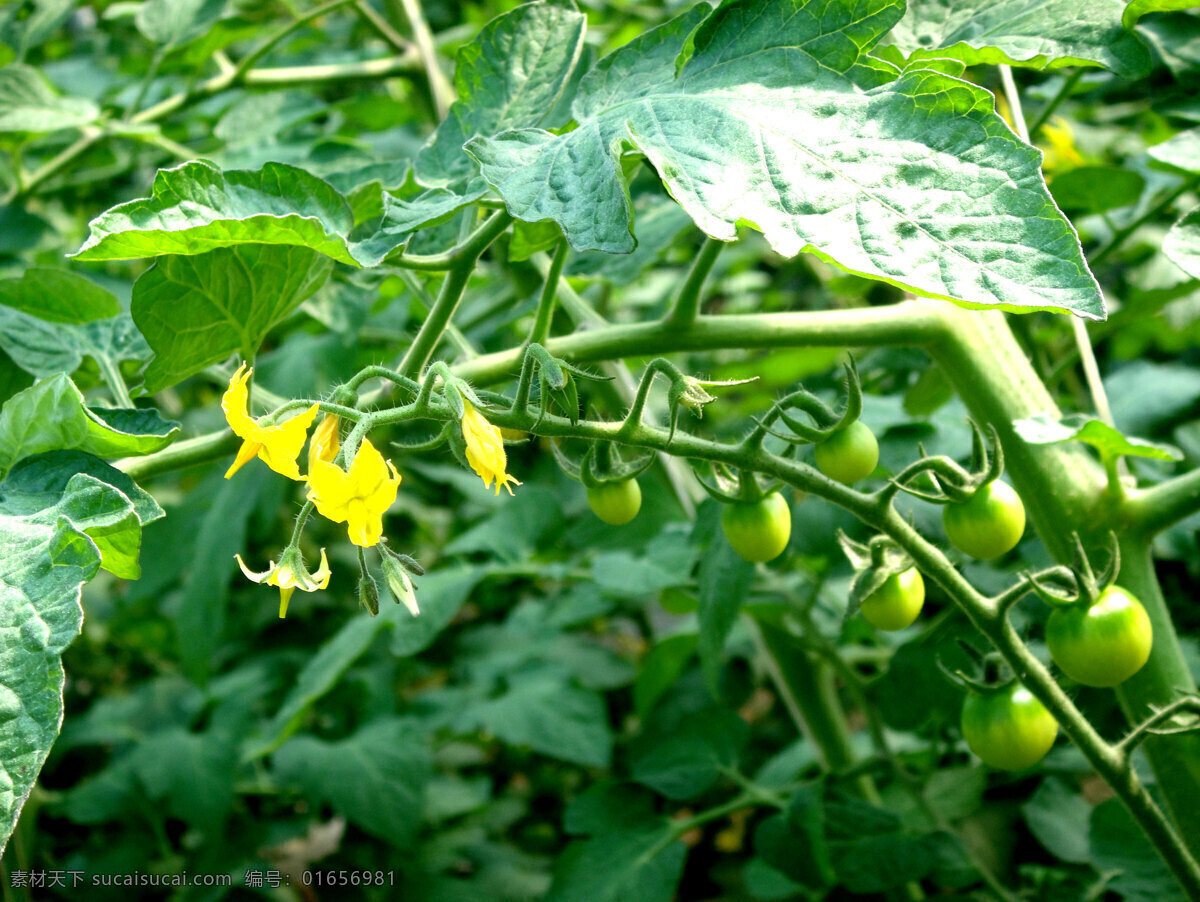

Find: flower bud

[358,572,380,617]
[380,553,419,617]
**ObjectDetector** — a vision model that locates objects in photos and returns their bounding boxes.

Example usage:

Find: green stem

[97,357,135,409]
[390,0,455,118]
[527,241,569,347]
[1124,467,1200,536]
[114,430,240,480]
[397,211,512,379]
[1090,176,1200,265]
[232,0,358,83]
[1027,69,1084,137]
[664,235,724,328]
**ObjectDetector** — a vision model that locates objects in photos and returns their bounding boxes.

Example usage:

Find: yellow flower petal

[309,413,340,475]
[306,438,401,547]
[461,400,520,495]
[235,548,331,619]
[221,363,320,481]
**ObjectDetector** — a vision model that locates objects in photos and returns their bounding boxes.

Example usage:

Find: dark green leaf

[629,708,747,799]
[0,268,120,323]
[1024,778,1090,863]
[128,728,236,832]
[753,785,835,889]
[633,632,697,719]
[697,540,755,694]
[1090,798,1187,902]
[468,0,1105,319]
[131,244,333,391]
[468,675,612,767]
[273,718,431,846]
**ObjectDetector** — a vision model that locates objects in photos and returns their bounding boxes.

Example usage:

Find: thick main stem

[927,305,1200,850]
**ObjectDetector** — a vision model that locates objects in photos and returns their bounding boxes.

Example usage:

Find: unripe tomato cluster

[581,415,1155,774]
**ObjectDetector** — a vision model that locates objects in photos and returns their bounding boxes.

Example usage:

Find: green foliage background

[0,0,1198,899]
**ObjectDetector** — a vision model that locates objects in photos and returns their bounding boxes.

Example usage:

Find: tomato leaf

[131,244,332,392]
[1013,413,1183,463]
[1165,206,1200,281]
[468,0,1105,319]
[0,63,99,134]
[888,0,1152,76]
[414,0,588,187]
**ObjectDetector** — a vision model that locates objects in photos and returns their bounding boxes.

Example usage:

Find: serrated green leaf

[0,63,98,133]
[1049,166,1145,214]
[469,0,1105,319]
[889,0,1151,76]
[1149,127,1200,173]
[273,718,431,846]
[568,196,693,285]
[131,244,332,392]
[1014,412,1183,462]
[127,728,236,831]
[467,674,612,767]
[753,786,835,889]
[0,268,120,323]
[388,566,487,657]
[546,792,685,902]
[74,160,470,269]
[252,614,384,758]
[1124,0,1200,28]
[414,0,587,187]
[629,708,748,800]
[0,375,178,477]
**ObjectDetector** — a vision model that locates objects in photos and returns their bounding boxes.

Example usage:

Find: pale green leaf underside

[1148,126,1200,173]
[1164,207,1200,281]
[131,245,333,392]
[0,64,99,134]
[71,160,477,268]
[0,471,149,853]
[1014,413,1182,462]
[0,311,150,380]
[468,0,1105,319]
[889,0,1151,77]
[414,0,587,187]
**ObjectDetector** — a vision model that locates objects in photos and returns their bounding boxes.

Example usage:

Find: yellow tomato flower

[222,363,319,480]
[306,438,401,547]
[309,413,340,474]
[461,399,521,496]
[1038,117,1085,174]
[236,547,331,618]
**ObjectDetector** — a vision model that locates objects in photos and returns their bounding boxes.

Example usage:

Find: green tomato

[814,421,879,484]
[721,493,791,563]
[961,683,1058,771]
[587,479,642,526]
[942,479,1026,560]
[1046,585,1153,688]
[860,567,925,631]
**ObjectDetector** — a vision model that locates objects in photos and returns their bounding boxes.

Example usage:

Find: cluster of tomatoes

[582,418,1154,772]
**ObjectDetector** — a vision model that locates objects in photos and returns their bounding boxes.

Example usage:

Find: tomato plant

[720,493,792,563]
[4,0,1200,898]
[961,683,1059,771]
[587,479,642,525]
[1047,585,1154,687]
[942,479,1027,560]
[813,420,879,484]
[860,567,925,631]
